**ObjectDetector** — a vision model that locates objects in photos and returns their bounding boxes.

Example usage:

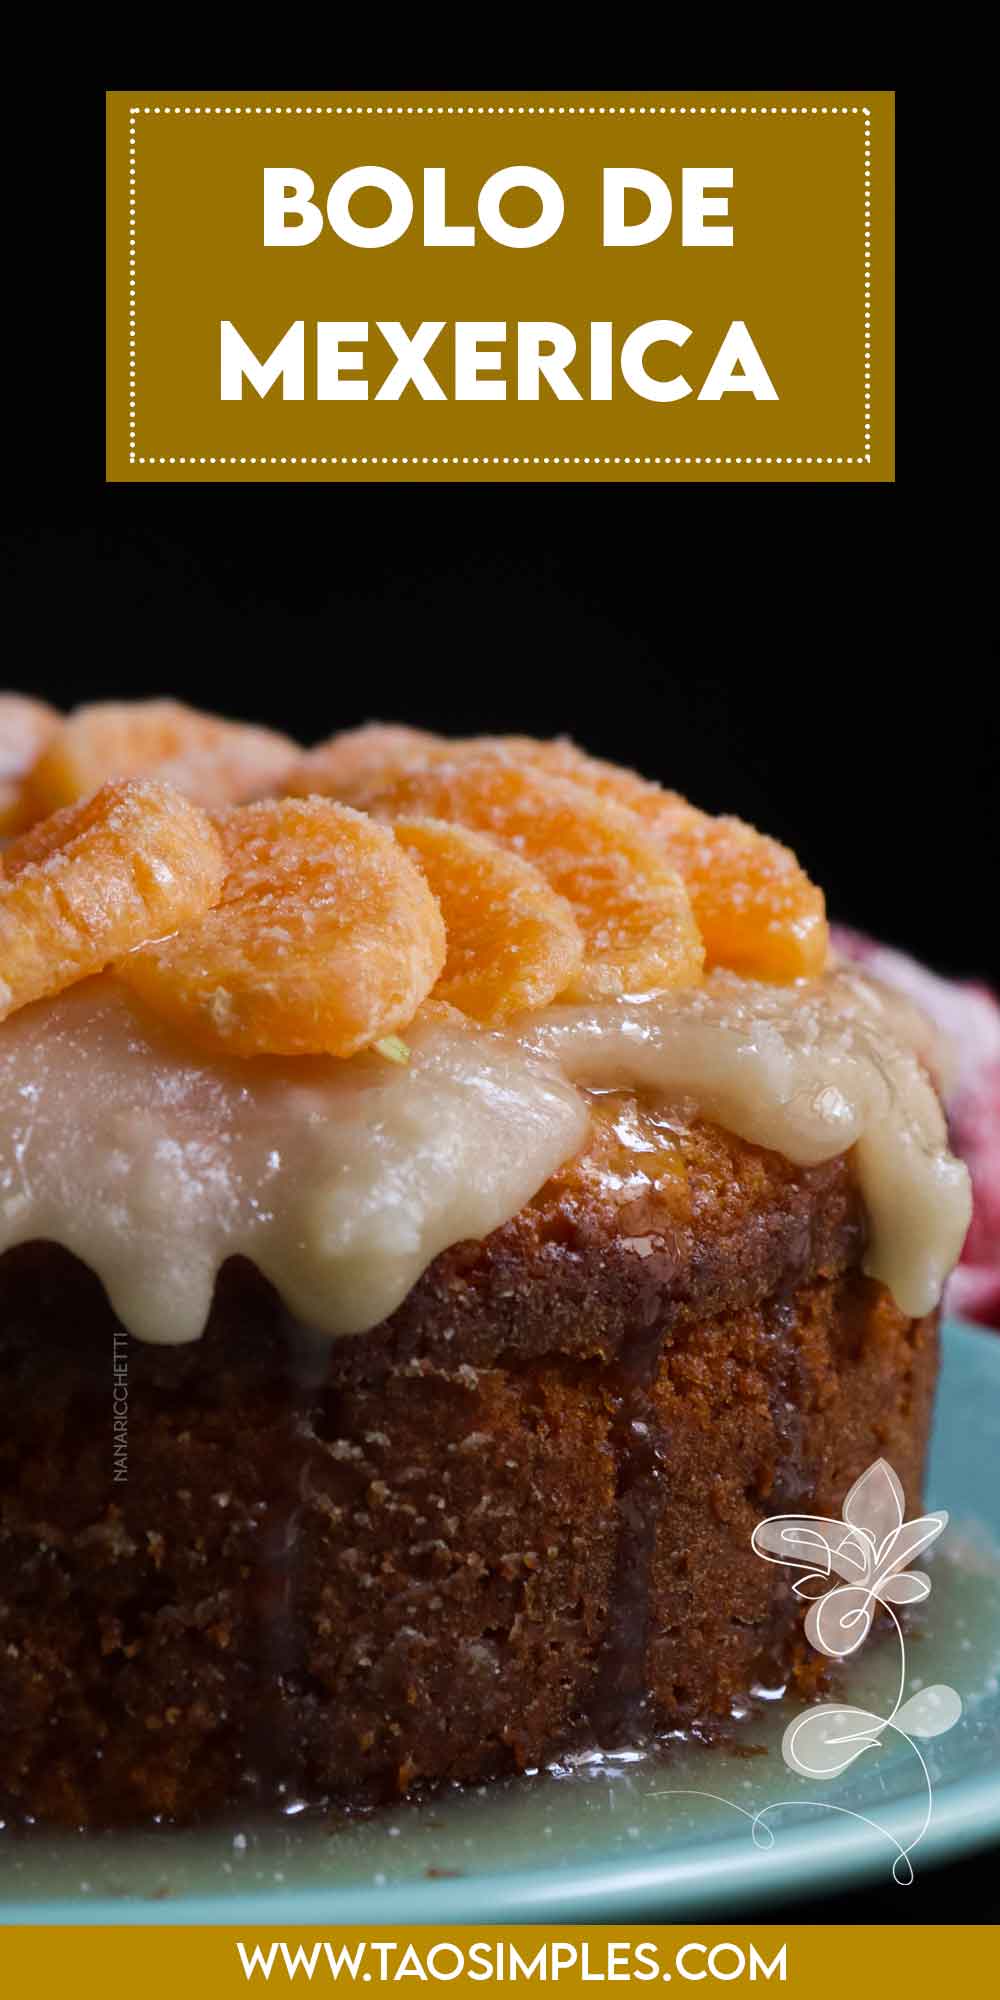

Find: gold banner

[106,90,893,483]
[0,1926,996,1992]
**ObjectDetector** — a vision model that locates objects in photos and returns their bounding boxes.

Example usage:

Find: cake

[0,700,971,1828]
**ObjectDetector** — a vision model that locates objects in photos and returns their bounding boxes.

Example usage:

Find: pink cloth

[832,928,1000,1329]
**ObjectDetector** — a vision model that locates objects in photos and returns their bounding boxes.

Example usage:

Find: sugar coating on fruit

[303,726,828,984]
[0,693,61,835]
[657,811,827,981]
[0,710,965,1347]
[392,816,584,1022]
[118,797,447,1058]
[0,780,226,1022]
[284,723,446,803]
[29,698,299,814]
[351,756,704,1001]
[460,736,828,982]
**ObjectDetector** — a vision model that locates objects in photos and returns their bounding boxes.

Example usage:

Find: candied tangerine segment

[284,724,448,804]
[0,780,226,1024]
[29,699,299,815]
[652,812,828,981]
[464,736,828,982]
[0,693,61,835]
[299,726,828,983]
[358,757,704,1002]
[392,816,584,1023]
[118,798,447,1059]
[462,735,700,836]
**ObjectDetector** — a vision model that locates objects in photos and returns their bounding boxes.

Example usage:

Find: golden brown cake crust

[0,1105,937,1827]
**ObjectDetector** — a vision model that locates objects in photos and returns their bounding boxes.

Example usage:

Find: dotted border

[125,100,874,472]
[130,103,866,117]
[128,455,869,466]
[128,117,136,457]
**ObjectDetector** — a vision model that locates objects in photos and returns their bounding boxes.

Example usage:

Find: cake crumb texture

[0,1104,936,1827]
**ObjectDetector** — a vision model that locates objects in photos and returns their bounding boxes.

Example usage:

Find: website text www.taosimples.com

[236,1941,788,1985]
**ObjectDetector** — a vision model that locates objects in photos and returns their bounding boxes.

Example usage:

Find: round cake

[0,703,971,1827]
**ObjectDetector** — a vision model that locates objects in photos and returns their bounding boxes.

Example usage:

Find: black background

[10,38,994,985]
[28,491,995,982]
[3,23,998,1922]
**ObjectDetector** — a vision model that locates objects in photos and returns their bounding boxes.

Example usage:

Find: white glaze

[517,969,972,1319]
[0,968,971,1339]
[0,980,587,1342]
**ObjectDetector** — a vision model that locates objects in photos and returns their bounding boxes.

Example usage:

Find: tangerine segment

[118,798,447,1059]
[0,781,226,1024]
[647,812,828,981]
[0,694,61,835]
[358,758,704,1002]
[29,699,299,815]
[279,724,826,984]
[392,817,584,1023]
[284,723,447,804]
[462,736,698,835]
[469,737,828,982]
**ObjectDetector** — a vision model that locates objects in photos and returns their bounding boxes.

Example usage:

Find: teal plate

[3,1318,999,1925]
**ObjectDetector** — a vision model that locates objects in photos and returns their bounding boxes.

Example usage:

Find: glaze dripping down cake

[0,701,971,1826]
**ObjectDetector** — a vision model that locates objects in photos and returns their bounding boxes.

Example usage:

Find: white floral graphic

[752,1458,961,1811]
[752,1458,946,1660]
[653,1458,962,1884]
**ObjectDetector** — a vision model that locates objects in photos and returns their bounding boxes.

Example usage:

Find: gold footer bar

[0,1925,996,1995]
